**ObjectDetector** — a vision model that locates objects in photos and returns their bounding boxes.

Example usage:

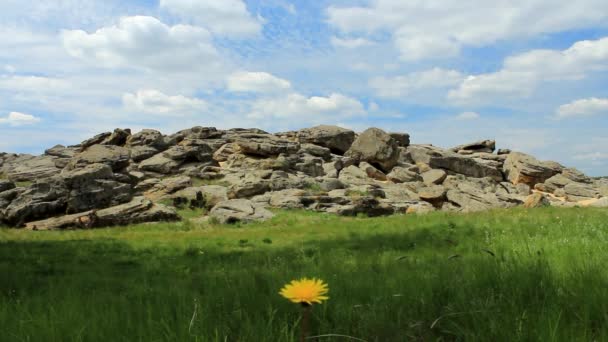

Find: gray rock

[326,196,394,217]
[102,128,131,146]
[407,145,446,164]
[0,179,15,193]
[68,145,131,171]
[299,144,331,160]
[145,176,192,200]
[563,182,599,202]
[339,165,372,185]
[421,169,447,185]
[130,146,160,162]
[418,185,447,207]
[45,145,77,158]
[24,197,179,230]
[497,149,512,155]
[228,175,270,199]
[139,153,182,174]
[269,189,307,209]
[346,128,400,172]
[3,178,68,225]
[126,129,167,150]
[209,199,274,224]
[390,133,410,147]
[450,140,495,153]
[167,185,229,209]
[503,152,561,187]
[429,153,503,181]
[387,166,421,183]
[359,162,387,181]
[235,134,300,157]
[523,193,550,208]
[6,155,61,181]
[297,125,356,154]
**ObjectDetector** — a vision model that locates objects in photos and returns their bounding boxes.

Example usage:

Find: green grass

[191,177,231,187]
[2,207,608,341]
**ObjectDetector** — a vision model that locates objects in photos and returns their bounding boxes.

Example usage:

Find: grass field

[1,207,608,341]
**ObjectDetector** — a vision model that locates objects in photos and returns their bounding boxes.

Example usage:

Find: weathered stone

[418,186,447,207]
[3,178,68,225]
[429,153,503,181]
[209,199,274,224]
[451,140,495,153]
[79,132,111,150]
[269,189,307,209]
[390,133,410,147]
[126,129,167,150]
[297,125,356,154]
[407,145,446,164]
[213,143,238,162]
[145,176,192,200]
[523,193,550,208]
[563,182,599,202]
[387,166,421,183]
[167,185,229,209]
[130,146,160,162]
[139,153,182,174]
[102,128,131,146]
[346,128,400,172]
[228,175,270,199]
[497,149,511,155]
[45,145,77,158]
[6,155,61,181]
[359,162,387,181]
[339,165,372,185]
[235,134,300,157]
[503,152,561,187]
[421,169,447,185]
[0,180,15,193]
[68,145,131,171]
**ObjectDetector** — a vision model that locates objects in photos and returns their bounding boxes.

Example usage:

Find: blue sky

[0,0,607,175]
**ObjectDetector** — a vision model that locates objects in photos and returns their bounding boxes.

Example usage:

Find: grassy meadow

[1,207,608,341]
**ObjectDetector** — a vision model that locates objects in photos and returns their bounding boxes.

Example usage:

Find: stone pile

[1,125,606,230]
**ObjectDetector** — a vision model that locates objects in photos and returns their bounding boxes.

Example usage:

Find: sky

[0,0,607,176]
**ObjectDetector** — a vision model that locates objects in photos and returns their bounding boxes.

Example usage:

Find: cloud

[226,71,291,93]
[456,111,480,120]
[248,93,366,120]
[0,75,70,93]
[331,36,374,49]
[0,112,41,126]
[556,97,608,118]
[62,16,220,72]
[370,68,464,98]
[327,0,608,60]
[123,89,207,116]
[448,37,608,104]
[159,0,262,37]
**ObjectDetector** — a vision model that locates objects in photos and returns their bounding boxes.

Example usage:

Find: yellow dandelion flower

[279,277,329,305]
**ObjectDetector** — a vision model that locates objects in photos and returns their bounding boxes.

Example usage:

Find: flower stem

[300,304,312,342]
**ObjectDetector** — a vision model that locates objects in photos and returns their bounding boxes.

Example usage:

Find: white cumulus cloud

[327,0,608,61]
[0,111,41,126]
[556,97,608,118]
[331,36,374,49]
[160,0,262,37]
[248,93,366,120]
[448,37,608,104]
[227,71,291,93]
[456,111,480,120]
[123,89,207,116]
[370,68,464,98]
[62,16,220,72]
[0,75,70,93]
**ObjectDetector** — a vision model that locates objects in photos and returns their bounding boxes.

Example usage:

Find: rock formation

[1,125,606,230]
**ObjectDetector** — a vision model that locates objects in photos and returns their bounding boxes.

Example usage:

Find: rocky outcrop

[1,124,605,228]
[503,152,561,187]
[296,125,356,154]
[209,199,274,224]
[346,128,400,172]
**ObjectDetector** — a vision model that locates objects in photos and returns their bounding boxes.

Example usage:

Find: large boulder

[421,169,447,185]
[144,176,192,200]
[387,166,421,183]
[5,155,61,181]
[503,152,561,187]
[0,179,15,193]
[389,133,410,148]
[235,134,299,157]
[138,153,182,174]
[126,129,168,150]
[61,164,133,214]
[2,178,68,225]
[209,199,274,224]
[297,125,356,154]
[67,145,131,171]
[563,182,599,202]
[24,197,179,230]
[523,193,550,208]
[346,128,400,172]
[450,140,495,153]
[429,153,504,182]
